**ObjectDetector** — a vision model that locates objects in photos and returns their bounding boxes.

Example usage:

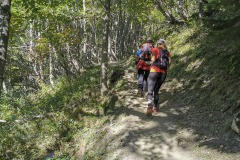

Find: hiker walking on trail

[136,38,154,96]
[146,39,171,116]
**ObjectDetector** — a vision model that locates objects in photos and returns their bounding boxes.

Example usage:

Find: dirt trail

[103,70,240,160]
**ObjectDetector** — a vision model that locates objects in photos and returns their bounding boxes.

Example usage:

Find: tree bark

[199,0,204,18]
[100,0,110,96]
[49,50,54,86]
[83,0,87,55]
[0,0,11,95]
[152,0,171,22]
[152,0,186,24]
[176,0,188,21]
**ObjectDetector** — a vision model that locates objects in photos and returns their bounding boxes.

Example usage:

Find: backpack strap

[158,49,162,61]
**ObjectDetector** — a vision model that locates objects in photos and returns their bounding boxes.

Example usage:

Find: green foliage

[0,66,108,159]
[3,0,240,159]
[167,19,240,115]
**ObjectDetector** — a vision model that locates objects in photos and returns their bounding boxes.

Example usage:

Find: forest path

[103,68,239,160]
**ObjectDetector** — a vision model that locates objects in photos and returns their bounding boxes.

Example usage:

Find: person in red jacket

[136,39,154,96]
[146,39,171,116]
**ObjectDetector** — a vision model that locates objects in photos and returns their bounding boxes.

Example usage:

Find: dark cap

[146,37,153,43]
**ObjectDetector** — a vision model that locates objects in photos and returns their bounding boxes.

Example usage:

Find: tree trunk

[178,0,187,16]
[49,51,54,86]
[152,0,185,24]
[101,0,110,96]
[120,16,130,58]
[152,0,171,22]
[83,0,87,55]
[2,80,7,93]
[176,0,188,21]
[199,0,204,18]
[0,0,11,95]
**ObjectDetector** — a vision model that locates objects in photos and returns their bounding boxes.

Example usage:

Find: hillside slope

[167,21,240,140]
[86,22,240,159]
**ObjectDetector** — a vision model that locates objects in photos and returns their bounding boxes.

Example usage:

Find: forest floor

[100,68,240,160]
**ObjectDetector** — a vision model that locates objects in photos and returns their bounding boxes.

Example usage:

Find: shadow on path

[103,70,240,160]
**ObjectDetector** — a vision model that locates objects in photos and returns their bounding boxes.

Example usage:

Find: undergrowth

[0,66,111,159]
[167,19,240,134]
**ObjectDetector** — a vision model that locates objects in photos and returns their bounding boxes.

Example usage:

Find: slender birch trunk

[199,0,204,18]
[83,0,87,55]
[177,0,188,20]
[0,0,11,95]
[49,51,54,86]
[101,0,110,96]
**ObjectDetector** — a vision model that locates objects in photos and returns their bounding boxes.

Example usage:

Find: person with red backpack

[146,39,171,116]
[136,39,154,96]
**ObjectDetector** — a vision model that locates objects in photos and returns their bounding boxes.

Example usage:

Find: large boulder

[231,112,240,134]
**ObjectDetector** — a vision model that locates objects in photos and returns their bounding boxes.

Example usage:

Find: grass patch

[0,65,119,159]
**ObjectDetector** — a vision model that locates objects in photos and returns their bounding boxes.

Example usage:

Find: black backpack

[139,51,151,61]
[153,49,169,69]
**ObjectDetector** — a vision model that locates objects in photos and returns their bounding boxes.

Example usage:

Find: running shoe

[146,106,153,116]
[153,106,158,113]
